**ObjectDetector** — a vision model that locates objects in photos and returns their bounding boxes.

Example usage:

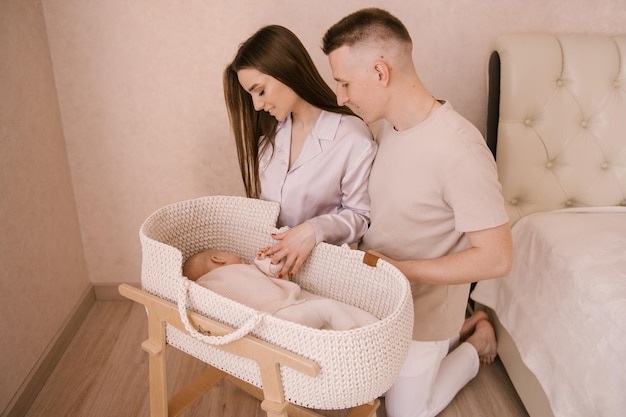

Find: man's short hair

[322,8,412,55]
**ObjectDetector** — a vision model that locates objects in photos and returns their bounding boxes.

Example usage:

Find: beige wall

[0,0,91,413]
[1,0,624,413]
[40,0,626,287]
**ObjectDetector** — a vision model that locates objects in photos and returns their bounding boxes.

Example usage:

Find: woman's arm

[264,117,377,277]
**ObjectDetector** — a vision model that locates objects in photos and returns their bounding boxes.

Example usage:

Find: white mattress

[472,207,626,417]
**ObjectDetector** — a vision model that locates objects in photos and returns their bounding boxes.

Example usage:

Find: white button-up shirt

[259,111,377,245]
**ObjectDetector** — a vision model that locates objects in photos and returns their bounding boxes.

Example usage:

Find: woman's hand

[259,221,316,278]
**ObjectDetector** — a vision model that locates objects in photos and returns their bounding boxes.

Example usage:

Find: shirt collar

[277,110,342,140]
[311,110,342,141]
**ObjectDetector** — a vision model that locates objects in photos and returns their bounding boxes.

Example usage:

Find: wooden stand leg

[142,309,168,417]
[346,399,380,417]
[261,399,289,417]
[120,284,380,417]
[259,362,289,417]
[168,367,226,417]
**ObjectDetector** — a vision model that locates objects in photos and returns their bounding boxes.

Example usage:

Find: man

[323,8,513,417]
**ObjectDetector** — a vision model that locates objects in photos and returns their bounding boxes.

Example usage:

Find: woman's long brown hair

[223,25,354,198]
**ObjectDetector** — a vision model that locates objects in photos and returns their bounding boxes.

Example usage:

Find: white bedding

[471,207,626,417]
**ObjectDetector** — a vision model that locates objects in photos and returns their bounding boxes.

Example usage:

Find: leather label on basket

[363,251,379,267]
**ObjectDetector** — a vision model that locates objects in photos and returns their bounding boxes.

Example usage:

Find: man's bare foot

[460,310,489,341]
[466,319,497,366]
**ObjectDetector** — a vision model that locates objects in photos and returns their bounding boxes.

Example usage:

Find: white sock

[253,257,284,278]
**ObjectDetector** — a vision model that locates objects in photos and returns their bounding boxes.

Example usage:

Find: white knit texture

[139,195,413,410]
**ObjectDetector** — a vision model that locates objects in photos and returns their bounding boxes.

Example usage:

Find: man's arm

[368,223,513,285]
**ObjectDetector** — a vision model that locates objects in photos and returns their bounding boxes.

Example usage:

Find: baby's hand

[254,256,285,278]
[260,222,316,278]
[257,246,271,260]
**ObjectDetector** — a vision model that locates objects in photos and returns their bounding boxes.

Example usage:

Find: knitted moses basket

[139,195,414,410]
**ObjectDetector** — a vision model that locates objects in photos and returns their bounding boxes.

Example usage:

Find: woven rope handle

[177,280,264,346]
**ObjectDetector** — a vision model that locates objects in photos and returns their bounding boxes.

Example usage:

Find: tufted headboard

[487,34,626,225]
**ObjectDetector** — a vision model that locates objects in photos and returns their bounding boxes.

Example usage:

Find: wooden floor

[24,301,529,417]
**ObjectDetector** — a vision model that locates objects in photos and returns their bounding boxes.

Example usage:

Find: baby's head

[183,248,243,281]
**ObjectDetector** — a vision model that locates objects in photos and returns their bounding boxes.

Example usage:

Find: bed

[471,34,626,417]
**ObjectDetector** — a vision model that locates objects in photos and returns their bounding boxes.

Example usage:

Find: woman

[223,25,376,278]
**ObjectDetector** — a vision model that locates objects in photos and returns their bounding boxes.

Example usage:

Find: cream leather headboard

[488,34,626,225]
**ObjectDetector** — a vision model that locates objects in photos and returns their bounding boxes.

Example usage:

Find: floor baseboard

[2,285,95,417]
[93,282,141,301]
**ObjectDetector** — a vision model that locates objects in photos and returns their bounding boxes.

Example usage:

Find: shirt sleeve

[307,126,377,245]
[443,139,509,232]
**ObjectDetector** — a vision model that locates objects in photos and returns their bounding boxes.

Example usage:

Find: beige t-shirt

[360,101,509,341]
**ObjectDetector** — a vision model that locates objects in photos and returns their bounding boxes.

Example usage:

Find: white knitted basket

[140,195,413,410]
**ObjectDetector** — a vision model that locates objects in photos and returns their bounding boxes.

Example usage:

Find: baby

[183,248,377,330]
